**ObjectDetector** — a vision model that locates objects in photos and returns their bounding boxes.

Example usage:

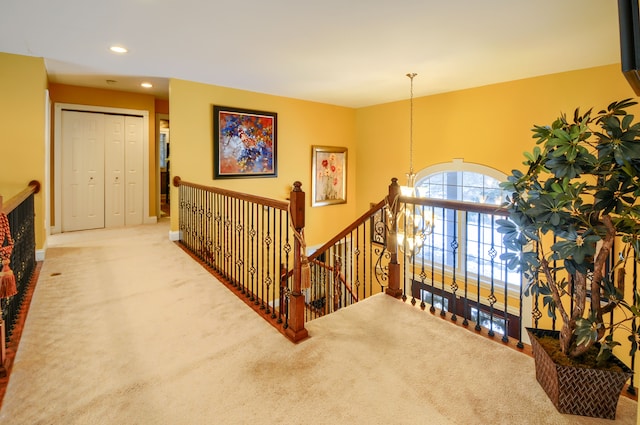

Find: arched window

[413,160,516,279]
[414,159,506,204]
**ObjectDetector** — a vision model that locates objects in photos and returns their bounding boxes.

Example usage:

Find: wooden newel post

[385,178,403,298]
[285,181,309,342]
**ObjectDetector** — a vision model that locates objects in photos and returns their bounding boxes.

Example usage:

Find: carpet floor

[0,220,637,424]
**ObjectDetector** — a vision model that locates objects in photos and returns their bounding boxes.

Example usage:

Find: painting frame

[213,105,277,179]
[311,145,347,207]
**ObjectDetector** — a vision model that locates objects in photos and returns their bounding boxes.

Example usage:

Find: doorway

[158,115,170,217]
[53,103,151,234]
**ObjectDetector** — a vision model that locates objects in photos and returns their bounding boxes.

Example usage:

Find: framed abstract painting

[311,145,347,207]
[213,105,277,178]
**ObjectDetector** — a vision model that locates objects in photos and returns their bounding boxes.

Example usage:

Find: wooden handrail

[310,193,496,265]
[0,181,40,215]
[399,195,508,216]
[173,176,289,211]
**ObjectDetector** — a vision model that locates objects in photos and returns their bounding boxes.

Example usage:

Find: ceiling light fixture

[396,72,433,256]
[109,45,128,54]
[141,82,153,88]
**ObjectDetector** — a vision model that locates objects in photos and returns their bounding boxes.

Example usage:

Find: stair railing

[173,177,308,342]
[0,180,40,376]
[308,178,527,348]
[304,199,389,321]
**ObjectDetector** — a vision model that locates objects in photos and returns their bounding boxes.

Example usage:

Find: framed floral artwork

[213,105,277,178]
[311,146,347,207]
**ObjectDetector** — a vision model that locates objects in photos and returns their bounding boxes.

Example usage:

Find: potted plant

[498,99,640,419]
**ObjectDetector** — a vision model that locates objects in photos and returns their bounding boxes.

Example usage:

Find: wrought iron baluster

[268,207,276,318]
[501,230,509,344]
[553,235,559,331]
[418,207,428,311]
[200,189,205,258]
[629,260,638,395]
[462,212,471,327]
[205,190,213,267]
[516,262,524,349]
[237,199,246,294]
[440,207,447,318]
[223,196,231,281]
[335,253,343,312]
[402,200,409,302]
[474,212,482,332]
[249,203,257,302]
[265,208,274,315]
[487,216,498,337]
[532,240,542,328]
[429,207,436,314]
[450,208,459,322]
[368,214,373,297]
[354,226,361,304]
[188,185,194,251]
[280,209,291,325]
[178,185,185,244]
[258,203,264,307]
[181,185,189,249]
[283,204,292,327]
[409,204,417,306]
[215,193,222,274]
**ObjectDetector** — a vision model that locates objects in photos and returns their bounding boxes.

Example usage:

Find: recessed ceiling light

[141,82,153,88]
[109,45,128,54]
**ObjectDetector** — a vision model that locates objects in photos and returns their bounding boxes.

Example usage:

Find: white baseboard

[145,216,158,224]
[36,248,46,261]
[169,230,182,241]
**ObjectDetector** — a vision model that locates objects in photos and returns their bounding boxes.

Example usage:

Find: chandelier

[396,72,433,256]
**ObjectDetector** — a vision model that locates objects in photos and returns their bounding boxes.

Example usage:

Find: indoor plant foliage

[498,99,640,365]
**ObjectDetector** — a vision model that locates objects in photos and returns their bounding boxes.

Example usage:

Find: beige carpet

[0,220,637,425]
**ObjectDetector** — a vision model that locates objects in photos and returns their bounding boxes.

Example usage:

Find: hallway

[0,220,636,424]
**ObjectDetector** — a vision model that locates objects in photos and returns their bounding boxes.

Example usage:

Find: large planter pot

[526,328,633,420]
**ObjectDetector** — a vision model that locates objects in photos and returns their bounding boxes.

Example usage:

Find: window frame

[411,160,521,293]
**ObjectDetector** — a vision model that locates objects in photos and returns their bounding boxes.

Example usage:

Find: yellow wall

[355,64,639,213]
[169,78,357,247]
[155,98,169,115]
[0,52,47,249]
[169,65,640,258]
[2,52,639,265]
[48,83,158,221]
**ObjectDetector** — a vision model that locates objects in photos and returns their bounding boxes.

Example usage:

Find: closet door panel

[124,115,144,225]
[105,114,125,228]
[61,111,105,231]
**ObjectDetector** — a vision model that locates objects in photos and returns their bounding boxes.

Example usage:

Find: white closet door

[104,114,125,228]
[124,115,144,225]
[61,111,105,232]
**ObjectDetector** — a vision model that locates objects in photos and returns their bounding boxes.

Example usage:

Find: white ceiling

[0,0,623,108]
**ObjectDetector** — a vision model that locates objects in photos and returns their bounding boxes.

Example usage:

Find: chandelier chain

[407,72,417,183]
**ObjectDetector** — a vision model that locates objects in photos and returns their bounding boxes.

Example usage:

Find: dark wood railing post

[285,181,309,342]
[385,178,403,298]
